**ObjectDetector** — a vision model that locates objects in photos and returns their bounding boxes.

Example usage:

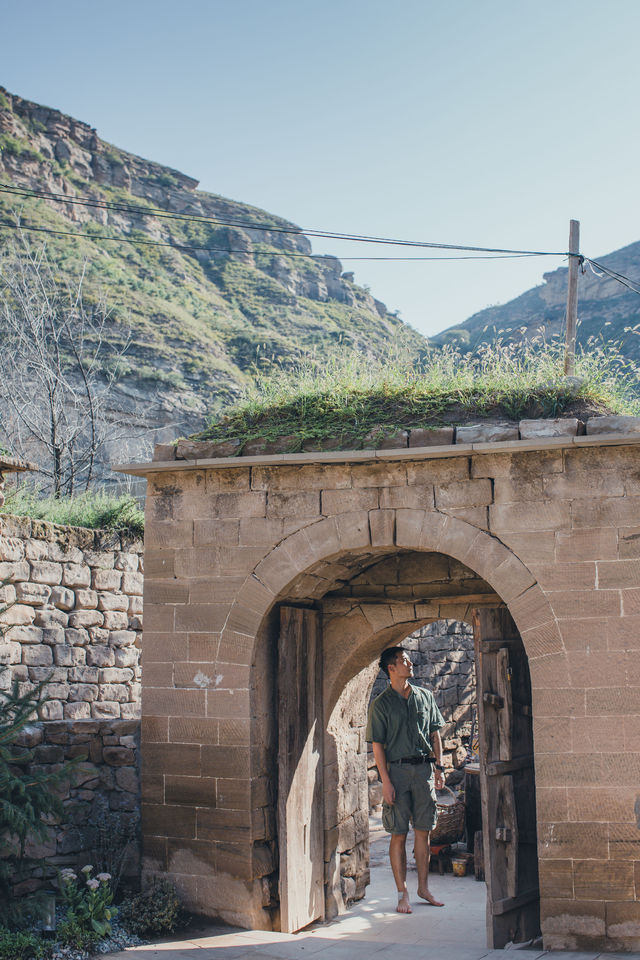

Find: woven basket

[431,786,465,845]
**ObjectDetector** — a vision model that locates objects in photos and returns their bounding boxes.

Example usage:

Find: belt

[389,755,436,765]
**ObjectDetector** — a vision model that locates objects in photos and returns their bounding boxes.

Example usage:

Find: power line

[0,182,570,257]
[0,218,552,262]
[585,257,640,298]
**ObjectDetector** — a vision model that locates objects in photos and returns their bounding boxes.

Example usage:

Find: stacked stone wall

[0,515,143,718]
[1,516,144,885]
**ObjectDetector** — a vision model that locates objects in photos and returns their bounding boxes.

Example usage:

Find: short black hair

[379,646,406,678]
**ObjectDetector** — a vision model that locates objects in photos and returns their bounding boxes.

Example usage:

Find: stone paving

[108,824,640,960]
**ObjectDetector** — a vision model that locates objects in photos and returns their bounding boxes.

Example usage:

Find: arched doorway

[274,546,539,947]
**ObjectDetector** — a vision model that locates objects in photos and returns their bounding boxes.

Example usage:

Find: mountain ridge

[0,85,424,470]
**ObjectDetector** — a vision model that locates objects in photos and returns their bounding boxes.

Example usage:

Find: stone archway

[122,438,640,950]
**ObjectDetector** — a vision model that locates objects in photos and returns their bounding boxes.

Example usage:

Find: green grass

[192,337,640,449]
[0,490,144,536]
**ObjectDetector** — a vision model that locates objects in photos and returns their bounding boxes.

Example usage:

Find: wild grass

[193,336,640,448]
[0,489,144,536]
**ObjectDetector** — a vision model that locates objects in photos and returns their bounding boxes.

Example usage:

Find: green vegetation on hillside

[0,490,144,535]
[193,337,640,448]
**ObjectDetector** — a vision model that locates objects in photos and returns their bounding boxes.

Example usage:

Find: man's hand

[382,777,396,805]
[434,769,445,791]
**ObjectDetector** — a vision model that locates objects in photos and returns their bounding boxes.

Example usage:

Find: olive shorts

[382,762,438,835]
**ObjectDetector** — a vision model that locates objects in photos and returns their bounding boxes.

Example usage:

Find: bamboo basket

[431,786,465,845]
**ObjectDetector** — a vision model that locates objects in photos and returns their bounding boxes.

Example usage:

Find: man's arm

[372,741,396,805]
[431,729,445,790]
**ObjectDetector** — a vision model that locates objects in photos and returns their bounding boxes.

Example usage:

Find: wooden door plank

[496,647,513,761]
[278,606,324,933]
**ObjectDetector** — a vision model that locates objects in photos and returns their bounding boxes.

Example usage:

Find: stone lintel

[112,432,640,476]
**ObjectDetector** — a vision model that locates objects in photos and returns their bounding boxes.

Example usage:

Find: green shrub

[119,878,187,937]
[57,866,116,940]
[55,917,99,952]
[0,927,49,960]
[0,490,144,536]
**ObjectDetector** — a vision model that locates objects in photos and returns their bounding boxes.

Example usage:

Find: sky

[2,0,639,338]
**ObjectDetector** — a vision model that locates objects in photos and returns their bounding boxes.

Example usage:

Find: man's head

[379,646,413,679]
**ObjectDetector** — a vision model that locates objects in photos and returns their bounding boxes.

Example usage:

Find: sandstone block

[122,571,143,595]
[62,563,91,588]
[115,766,139,792]
[50,585,75,610]
[408,427,454,447]
[30,561,62,585]
[362,427,408,449]
[53,646,85,667]
[6,625,43,644]
[99,667,134,683]
[0,561,30,582]
[267,490,321,518]
[128,595,143,616]
[68,610,103,628]
[99,683,129,702]
[84,550,115,569]
[34,607,68,628]
[519,418,581,438]
[91,701,121,719]
[68,665,99,683]
[92,569,122,591]
[0,583,16,605]
[68,683,99,702]
[0,641,21,664]
[586,414,640,435]
[39,700,63,721]
[435,478,493,509]
[120,702,140,719]
[74,588,98,609]
[15,582,51,606]
[65,627,90,646]
[1,603,35,626]
[456,422,519,443]
[114,647,138,667]
[86,645,115,667]
[22,644,53,666]
[115,552,139,572]
[63,702,91,720]
[102,610,129,630]
[322,488,378,514]
[109,630,136,647]
[1,537,26,561]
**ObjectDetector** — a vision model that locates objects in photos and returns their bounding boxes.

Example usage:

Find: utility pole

[563,219,580,375]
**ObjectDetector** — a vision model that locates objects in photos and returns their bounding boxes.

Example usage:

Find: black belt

[390,755,436,765]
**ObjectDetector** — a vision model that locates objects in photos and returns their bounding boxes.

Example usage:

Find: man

[366,646,445,914]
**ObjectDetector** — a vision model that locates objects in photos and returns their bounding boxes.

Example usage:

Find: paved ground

[109,822,639,960]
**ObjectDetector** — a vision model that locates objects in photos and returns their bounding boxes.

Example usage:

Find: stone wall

[1,515,144,886]
[15,719,140,888]
[0,515,143,718]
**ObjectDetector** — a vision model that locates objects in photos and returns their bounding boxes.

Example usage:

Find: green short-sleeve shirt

[365,683,444,762]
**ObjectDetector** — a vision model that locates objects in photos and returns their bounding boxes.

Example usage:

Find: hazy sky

[2,0,639,338]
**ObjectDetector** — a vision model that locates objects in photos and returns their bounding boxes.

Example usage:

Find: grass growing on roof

[0,489,144,536]
[192,337,640,449]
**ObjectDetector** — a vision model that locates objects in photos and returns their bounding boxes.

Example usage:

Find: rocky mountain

[432,241,640,360]
[0,86,425,473]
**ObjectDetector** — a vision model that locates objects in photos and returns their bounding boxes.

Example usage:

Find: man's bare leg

[415,829,444,906]
[389,833,412,913]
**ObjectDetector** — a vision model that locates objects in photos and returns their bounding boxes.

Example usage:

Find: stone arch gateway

[116,433,640,952]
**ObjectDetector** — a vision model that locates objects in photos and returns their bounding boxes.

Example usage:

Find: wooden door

[473,606,540,948]
[277,606,325,933]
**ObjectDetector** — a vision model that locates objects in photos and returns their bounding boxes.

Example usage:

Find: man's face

[389,650,413,680]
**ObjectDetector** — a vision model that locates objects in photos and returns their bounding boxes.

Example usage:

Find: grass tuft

[0,489,144,536]
[193,337,640,449]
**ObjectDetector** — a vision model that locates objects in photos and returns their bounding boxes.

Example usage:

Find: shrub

[0,927,49,960]
[57,866,116,940]
[0,489,144,536]
[119,878,186,937]
[0,665,78,927]
[55,917,99,952]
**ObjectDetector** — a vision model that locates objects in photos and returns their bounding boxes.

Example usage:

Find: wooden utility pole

[563,219,580,375]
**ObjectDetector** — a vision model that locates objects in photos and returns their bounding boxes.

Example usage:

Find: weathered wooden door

[278,606,325,933]
[473,606,540,948]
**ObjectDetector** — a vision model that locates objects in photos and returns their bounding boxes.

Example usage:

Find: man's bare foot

[396,894,412,913]
[417,887,444,906]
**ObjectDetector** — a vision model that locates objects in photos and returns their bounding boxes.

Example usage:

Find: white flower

[86,878,100,890]
[81,864,93,874]
[96,873,111,883]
